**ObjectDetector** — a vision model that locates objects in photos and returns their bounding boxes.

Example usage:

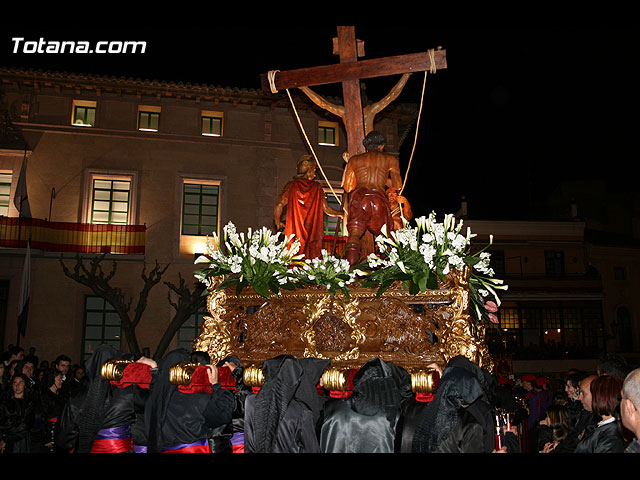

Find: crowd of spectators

[2,342,639,455]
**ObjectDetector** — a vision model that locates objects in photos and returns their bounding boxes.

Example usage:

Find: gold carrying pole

[100,359,132,381]
[169,361,200,385]
[242,364,439,393]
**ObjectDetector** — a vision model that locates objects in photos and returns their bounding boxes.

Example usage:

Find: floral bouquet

[362,212,508,324]
[194,222,304,298]
[288,249,364,299]
[194,222,364,299]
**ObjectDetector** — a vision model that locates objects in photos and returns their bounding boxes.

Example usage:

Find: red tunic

[284,178,325,260]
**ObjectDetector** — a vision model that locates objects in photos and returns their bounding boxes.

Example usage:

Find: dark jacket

[575,418,626,453]
[0,394,37,453]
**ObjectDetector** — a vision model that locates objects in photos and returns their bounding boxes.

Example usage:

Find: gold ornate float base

[193,267,493,390]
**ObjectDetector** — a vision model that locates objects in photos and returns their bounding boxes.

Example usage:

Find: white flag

[17,240,31,338]
[14,156,32,218]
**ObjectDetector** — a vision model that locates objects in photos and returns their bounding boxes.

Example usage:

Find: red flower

[484,300,498,313]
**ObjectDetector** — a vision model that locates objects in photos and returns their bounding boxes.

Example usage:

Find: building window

[72,100,97,127]
[544,250,565,277]
[318,121,339,146]
[182,182,220,236]
[323,190,344,236]
[613,266,627,281]
[201,111,223,137]
[562,307,582,348]
[542,307,562,345]
[0,172,11,216]
[82,296,121,361]
[138,106,160,132]
[177,305,207,352]
[616,306,634,351]
[489,250,505,277]
[90,178,131,225]
[489,302,605,359]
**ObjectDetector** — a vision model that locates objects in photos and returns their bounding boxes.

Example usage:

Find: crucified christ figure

[299,73,412,138]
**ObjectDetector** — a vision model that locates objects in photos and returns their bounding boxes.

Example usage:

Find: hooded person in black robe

[412,355,517,453]
[244,355,330,453]
[319,358,411,453]
[144,348,234,453]
[55,344,142,453]
[209,355,252,453]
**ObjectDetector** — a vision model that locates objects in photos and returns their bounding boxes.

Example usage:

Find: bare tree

[153,273,206,359]
[59,254,169,356]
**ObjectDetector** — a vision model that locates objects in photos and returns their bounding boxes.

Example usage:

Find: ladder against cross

[260,26,447,158]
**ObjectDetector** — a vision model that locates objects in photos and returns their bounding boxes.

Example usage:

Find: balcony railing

[0,216,146,254]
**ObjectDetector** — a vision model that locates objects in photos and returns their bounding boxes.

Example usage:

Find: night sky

[1,25,636,221]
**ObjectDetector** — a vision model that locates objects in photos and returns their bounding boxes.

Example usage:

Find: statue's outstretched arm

[366,73,412,118]
[299,86,345,119]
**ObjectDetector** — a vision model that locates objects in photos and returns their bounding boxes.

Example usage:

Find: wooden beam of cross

[260,26,447,158]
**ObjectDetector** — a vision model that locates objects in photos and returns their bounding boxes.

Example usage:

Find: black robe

[55,345,144,453]
[319,358,410,453]
[412,356,492,453]
[144,348,234,453]
[244,355,329,453]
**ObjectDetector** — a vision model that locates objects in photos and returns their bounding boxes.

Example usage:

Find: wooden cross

[260,26,447,158]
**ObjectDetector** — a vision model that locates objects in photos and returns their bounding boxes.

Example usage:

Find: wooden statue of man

[274,155,344,260]
[343,131,402,265]
[387,187,413,231]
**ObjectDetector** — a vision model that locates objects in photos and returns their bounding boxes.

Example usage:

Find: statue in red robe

[274,155,344,260]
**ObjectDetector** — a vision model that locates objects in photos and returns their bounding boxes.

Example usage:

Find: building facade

[1,67,638,376]
[0,67,415,364]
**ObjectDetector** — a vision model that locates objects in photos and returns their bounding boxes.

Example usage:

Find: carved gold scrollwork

[301,294,365,361]
[438,266,494,373]
[192,276,232,365]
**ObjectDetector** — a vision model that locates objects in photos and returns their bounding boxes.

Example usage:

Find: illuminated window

[0,172,11,216]
[90,178,131,225]
[182,182,220,236]
[72,100,97,127]
[82,296,121,361]
[499,308,519,330]
[138,106,160,132]
[318,121,339,146]
[201,111,223,137]
[542,308,562,343]
[323,189,345,236]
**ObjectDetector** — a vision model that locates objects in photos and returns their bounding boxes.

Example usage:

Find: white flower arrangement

[363,212,508,324]
[194,222,304,298]
[194,215,508,324]
[194,222,364,299]
[289,249,364,298]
